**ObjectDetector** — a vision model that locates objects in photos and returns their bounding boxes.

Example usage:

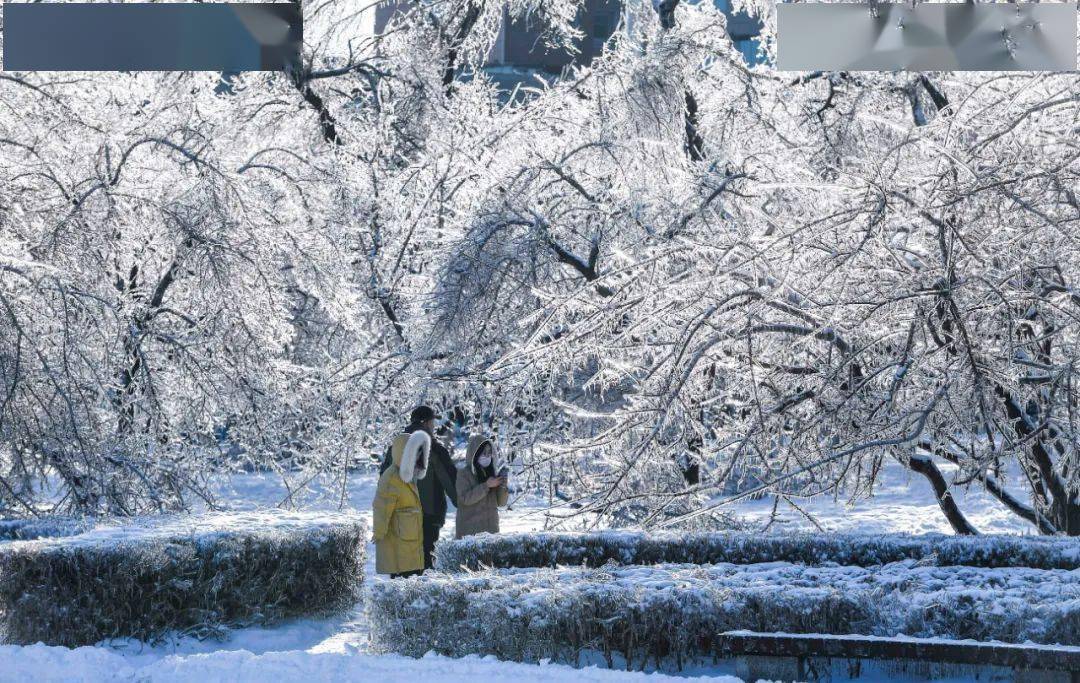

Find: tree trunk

[442,1,483,96]
[655,0,706,162]
[906,454,979,535]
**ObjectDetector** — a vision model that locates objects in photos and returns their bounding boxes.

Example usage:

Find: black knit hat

[410,405,436,424]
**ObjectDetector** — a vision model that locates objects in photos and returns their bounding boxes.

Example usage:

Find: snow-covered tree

[1,0,1078,536]
[422,2,1080,535]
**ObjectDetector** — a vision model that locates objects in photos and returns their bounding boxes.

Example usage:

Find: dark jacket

[381,423,458,523]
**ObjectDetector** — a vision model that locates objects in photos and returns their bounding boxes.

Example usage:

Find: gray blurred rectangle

[3,3,301,71]
[777,2,1077,71]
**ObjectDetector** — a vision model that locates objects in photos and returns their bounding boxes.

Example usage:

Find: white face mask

[477,455,492,468]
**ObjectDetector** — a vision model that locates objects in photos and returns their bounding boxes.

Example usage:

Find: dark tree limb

[906,454,979,535]
[545,236,614,297]
[296,81,341,145]
[928,443,1058,535]
[655,0,706,162]
[919,75,950,114]
[442,1,484,96]
[285,0,342,145]
[684,90,705,162]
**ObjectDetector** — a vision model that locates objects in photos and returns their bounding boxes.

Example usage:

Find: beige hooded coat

[454,435,509,539]
[373,430,429,574]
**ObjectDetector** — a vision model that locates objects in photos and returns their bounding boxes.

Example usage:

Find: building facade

[373,0,762,74]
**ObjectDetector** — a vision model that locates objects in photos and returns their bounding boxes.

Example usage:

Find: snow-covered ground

[211,453,1039,538]
[0,459,1046,681]
[726,460,1035,536]
[0,646,742,683]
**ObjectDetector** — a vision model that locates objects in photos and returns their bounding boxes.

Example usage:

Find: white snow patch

[0,645,737,683]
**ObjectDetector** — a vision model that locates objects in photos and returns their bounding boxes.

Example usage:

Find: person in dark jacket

[380,405,459,571]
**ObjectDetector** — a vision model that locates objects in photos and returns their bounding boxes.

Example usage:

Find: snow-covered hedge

[0,511,366,646]
[434,531,1080,572]
[369,561,1080,669]
[0,516,96,541]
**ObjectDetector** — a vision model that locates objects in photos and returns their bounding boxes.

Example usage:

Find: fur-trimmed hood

[395,430,430,483]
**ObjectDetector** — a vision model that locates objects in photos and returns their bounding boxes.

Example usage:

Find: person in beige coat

[454,435,509,539]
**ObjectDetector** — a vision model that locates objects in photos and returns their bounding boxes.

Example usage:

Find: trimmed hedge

[0,511,366,646]
[434,530,1080,572]
[0,517,95,541]
[369,561,1080,670]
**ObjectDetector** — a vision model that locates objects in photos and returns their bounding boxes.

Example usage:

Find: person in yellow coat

[373,429,430,577]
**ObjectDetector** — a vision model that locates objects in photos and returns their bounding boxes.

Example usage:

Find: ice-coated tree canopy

[0,0,1078,534]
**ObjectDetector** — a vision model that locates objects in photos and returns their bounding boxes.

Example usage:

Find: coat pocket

[394,507,422,542]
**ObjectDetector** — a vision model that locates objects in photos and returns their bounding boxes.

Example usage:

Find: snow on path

[0,645,739,683]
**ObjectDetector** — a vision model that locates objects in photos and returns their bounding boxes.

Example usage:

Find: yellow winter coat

[373,431,430,575]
